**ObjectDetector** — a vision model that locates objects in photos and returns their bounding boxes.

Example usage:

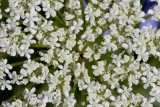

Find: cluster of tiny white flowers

[1,0,160,106]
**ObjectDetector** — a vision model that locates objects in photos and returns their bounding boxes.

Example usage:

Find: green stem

[143,15,152,20]
[85,60,94,80]
[11,57,40,67]
[30,44,49,48]
[1,11,10,18]
[6,83,35,103]
[0,53,9,59]
[81,90,86,106]
[80,0,86,28]
[63,0,67,11]
[54,16,65,26]
[38,11,65,27]
[71,81,77,93]
[57,11,65,25]
[37,13,46,21]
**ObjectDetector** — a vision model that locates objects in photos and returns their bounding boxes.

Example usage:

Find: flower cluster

[0,0,160,107]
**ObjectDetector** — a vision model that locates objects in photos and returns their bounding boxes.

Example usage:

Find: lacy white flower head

[1,0,160,107]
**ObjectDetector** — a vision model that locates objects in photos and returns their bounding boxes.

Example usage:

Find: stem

[37,13,46,21]
[54,16,65,26]
[81,90,86,106]
[38,12,63,27]
[6,83,35,103]
[57,11,65,25]
[30,44,49,48]
[63,0,67,11]
[71,80,77,93]
[143,15,152,20]
[1,11,10,18]
[0,53,9,59]
[11,57,40,67]
[80,0,86,28]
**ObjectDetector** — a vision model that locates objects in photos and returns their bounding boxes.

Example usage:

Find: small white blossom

[70,19,83,34]
[0,59,12,74]
[92,61,105,76]
[0,80,12,90]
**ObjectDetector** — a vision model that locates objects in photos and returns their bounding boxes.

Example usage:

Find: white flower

[54,1,64,10]
[0,80,12,90]
[104,3,119,22]
[68,0,81,9]
[78,79,88,90]
[20,60,40,77]
[77,40,84,51]
[135,46,149,62]
[141,74,157,89]
[43,37,60,49]
[41,20,54,32]
[63,93,76,107]
[28,0,41,11]
[147,6,160,21]
[84,5,97,25]
[82,28,96,42]
[84,46,94,58]
[122,43,128,49]
[91,0,98,4]
[70,19,83,34]
[58,63,70,74]
[0,59,12,74]
[8,71,22,84]
[43,4,56,18]
[110,96,115,101]
[95,27,102,35]
[40,49,53,63]
[102,101,110,107]
[57,49,70,63]
[141,98,153,107]
[23,7,39,27]
[92,61,105,76]
[149,86,160,102]
[148,9,154,15]
[19,45,34,59]
[6,19,19,30]
[66,34,76,50]
[128,73,141,87]
[119,86,132,99]
[22,34,36,46]
[23,87,38,105]
[104,89,112,98]
[99,0,111,10]
[112,54,124,67]
[103,73,111,82]
[65,13,75,20]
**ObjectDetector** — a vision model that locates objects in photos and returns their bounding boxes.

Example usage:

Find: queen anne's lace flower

[1,0,160,106]
[70,19,84,34]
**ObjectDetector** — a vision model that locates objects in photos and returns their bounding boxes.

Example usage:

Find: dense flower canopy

[0,0,160,107]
